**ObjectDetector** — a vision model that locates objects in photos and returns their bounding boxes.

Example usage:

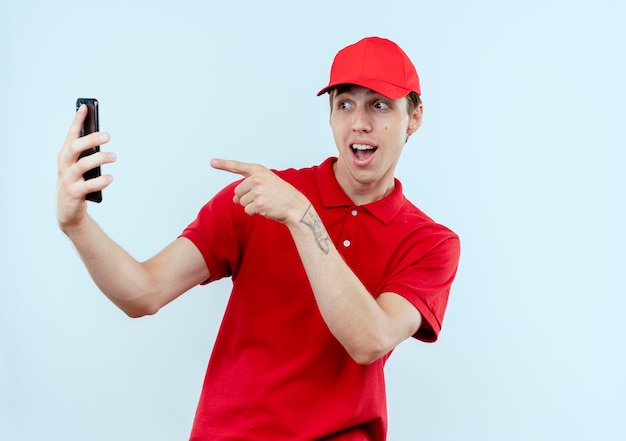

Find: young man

[57,36,460,440]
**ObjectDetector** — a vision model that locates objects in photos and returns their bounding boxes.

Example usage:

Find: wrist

[291,203,332,255]
[58,213,91,238]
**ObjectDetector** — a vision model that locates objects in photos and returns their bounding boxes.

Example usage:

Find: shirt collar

[316,157,407,224]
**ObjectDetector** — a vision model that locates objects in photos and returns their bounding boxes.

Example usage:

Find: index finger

[211,158,266,177]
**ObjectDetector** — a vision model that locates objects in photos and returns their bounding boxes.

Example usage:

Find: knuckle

[69,139,86,156]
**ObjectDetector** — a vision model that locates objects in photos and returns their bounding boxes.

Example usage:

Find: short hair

[406,91,422,116]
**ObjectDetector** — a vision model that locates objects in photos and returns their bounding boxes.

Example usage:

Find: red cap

[317,36,421,99]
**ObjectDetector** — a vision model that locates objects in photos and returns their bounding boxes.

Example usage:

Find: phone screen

[76,98,102,203]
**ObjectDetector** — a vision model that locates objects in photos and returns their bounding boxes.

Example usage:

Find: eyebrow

[334,87,382,99]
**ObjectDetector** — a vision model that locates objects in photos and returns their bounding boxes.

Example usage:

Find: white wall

[1,1,624,440]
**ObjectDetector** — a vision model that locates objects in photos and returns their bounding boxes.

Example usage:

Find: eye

[374,101,390,110]
[339,100,352,110]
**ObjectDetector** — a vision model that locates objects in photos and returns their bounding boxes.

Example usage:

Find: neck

[332,160,396,206]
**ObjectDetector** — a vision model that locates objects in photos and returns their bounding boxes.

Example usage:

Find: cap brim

[317,78,412,100]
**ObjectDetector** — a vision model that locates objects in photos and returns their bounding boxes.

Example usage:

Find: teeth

[351,144,375,150]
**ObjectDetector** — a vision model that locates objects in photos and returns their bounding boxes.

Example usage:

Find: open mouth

[351,143,377,161]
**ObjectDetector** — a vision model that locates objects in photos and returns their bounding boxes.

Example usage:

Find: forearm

[62,215,160,317]
[287,204,412,364]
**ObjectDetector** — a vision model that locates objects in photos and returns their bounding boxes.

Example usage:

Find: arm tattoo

[299,204,331,255]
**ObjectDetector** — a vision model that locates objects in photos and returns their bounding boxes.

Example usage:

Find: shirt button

[343,239,351,247]
[351,209,358,216]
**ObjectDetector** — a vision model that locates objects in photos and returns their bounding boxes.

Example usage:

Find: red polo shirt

[181,157,460,440]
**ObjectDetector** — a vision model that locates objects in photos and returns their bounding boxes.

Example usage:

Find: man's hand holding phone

[56,99,116,232]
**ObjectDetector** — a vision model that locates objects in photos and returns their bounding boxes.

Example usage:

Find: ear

[407,104,423,136]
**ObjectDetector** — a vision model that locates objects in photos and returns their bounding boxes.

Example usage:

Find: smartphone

[76,98,102,203]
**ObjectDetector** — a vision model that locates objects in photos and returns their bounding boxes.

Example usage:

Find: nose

[351,106,371,133]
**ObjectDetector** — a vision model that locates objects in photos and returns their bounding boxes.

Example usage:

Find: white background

[1,1,624,440]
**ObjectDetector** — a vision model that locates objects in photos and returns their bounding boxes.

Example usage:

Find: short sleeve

[180,181,248,284]
[384,235,460,342]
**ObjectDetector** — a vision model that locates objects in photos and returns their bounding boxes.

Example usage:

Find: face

[329,85,422,204]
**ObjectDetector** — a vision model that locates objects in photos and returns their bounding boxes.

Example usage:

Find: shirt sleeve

[179,181,248,284]
[383,234,460,343]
